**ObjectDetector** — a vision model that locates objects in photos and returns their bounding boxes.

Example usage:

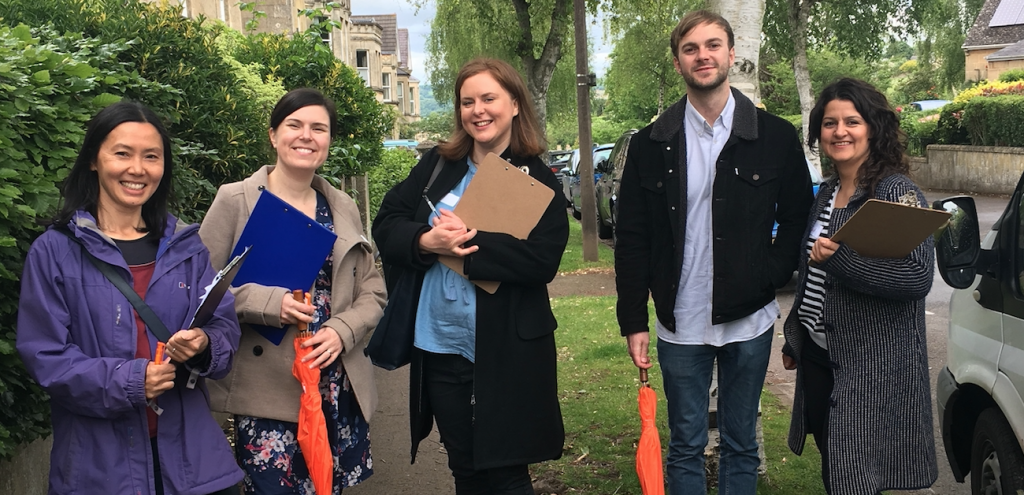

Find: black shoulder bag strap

[54,227,173,343]
[423,155,445,195]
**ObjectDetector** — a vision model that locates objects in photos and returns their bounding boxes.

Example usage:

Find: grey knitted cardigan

[783,173,938,494]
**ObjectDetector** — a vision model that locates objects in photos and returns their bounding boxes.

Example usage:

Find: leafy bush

[368,148,418,219]
[900,113,940,156]
[230,28,392,179]
[960,95,1024,146]
[998,68,1024,82]
[935,100,968,145]
[952,79,1024,104]
[0,23,172,459]
[0,0,272,216]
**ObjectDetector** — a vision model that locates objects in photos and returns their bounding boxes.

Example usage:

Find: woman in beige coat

[199,88,386,494]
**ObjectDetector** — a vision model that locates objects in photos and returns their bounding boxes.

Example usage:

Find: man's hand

[626,332,653,369]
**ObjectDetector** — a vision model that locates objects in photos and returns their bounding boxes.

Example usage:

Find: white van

[934,190,1024,493]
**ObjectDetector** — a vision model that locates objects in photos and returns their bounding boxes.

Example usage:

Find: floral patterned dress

[236,192,372,494]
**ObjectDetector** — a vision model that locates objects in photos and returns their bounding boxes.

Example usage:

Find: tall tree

[707,0,766,105]
[765,0,928,170]
[419,0,580,134]
[604,0,696,122]
[918,0,984,92]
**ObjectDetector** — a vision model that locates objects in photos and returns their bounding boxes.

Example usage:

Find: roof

[352,14,398,54]
[965,0,1024,48]
[988,37,1024,60]
[398,29,410,70]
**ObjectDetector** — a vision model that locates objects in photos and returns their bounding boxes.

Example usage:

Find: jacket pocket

[639,175,667,194]
[734,167,779,187]
[514,287,557,340]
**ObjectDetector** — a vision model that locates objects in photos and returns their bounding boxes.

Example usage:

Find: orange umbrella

[290,290,333,494]
[637,368,664,495]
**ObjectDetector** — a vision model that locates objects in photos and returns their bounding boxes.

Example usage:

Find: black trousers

[423,352,535,495]
[152,437,240,495]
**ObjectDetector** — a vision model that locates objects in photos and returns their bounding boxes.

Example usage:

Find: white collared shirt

[656,93,779,346]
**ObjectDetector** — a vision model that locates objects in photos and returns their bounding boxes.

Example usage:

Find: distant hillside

[419,84,449,116]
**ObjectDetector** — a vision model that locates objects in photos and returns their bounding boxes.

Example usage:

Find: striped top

[795,186,837,350]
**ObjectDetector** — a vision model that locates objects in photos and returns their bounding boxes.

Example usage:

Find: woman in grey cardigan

[781,78,938,494]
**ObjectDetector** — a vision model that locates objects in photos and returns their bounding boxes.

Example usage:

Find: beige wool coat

[199,165,385,423]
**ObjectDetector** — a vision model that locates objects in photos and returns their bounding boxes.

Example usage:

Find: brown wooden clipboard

[438,153,555,293]
[829,199,951,258]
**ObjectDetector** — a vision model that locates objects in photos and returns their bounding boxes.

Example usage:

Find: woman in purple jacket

[16,101,244,495]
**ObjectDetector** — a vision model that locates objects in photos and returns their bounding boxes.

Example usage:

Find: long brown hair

[437,58,546,161]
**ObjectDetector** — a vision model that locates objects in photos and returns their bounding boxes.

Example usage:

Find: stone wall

[0,436,51,495]
[912,145,1024,195]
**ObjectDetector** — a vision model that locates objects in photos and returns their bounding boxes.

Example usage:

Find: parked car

[548,150,572,183]
[908,100,950,112]
[595,130,637,239]
[561,144,614,219]
[933,184,1024,494]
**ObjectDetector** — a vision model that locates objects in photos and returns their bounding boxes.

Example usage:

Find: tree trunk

[708,0,765,105]
[512,0,571,137]
[789,0,821,175]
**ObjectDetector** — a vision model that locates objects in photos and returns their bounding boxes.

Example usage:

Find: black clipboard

[187,246,250,329]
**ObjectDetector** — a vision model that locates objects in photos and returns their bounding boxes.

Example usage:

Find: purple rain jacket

[16,211,244,495]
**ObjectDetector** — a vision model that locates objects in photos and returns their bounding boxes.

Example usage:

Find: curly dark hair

[807,78,908,197]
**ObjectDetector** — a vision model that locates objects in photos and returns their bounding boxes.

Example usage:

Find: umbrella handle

[292,289,309,333]
[640,368,648,385]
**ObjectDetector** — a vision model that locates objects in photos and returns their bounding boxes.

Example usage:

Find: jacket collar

[69,210,198,268]
[651,87,758,143]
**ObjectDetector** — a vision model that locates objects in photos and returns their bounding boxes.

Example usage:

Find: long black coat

[372,146,569,469]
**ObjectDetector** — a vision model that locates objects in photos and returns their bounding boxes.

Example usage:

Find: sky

[350,0,612,85]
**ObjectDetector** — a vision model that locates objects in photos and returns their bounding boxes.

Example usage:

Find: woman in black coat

[372,58,569,495]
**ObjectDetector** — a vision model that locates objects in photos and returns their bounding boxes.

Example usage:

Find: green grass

[538,295,826,494]
[558,213,615,274]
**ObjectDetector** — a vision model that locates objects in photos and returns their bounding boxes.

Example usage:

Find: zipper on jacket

[470,381,476,426]
[116,304,122,326]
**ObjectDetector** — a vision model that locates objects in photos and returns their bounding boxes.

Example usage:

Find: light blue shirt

[414,159,479,361]
[657,93,779,346]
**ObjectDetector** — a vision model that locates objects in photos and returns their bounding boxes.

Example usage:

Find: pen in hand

[423,194,442,221]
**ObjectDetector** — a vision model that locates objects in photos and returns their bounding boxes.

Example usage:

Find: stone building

[964,0,1024,81]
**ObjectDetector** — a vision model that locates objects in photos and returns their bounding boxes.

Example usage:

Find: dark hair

[437,58,546,160]
[671,10,735,60]
[269,87,339,138]
[54,101,173,236]
[807,78,909,196]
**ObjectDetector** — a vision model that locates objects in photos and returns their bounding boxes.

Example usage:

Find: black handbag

[365,156,444,370]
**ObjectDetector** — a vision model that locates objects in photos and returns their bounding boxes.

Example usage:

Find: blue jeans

[657,329,773,495]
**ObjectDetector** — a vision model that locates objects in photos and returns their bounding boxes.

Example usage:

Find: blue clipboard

[230,190,337,345]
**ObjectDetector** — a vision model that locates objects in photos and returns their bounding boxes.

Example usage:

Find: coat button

[253,345,263,356]
[666,146,671,151]
[257,185,266,191]
[656,181,663,188]
[668,169,673,174]
[671,206,676,211]
[753,174,760,181]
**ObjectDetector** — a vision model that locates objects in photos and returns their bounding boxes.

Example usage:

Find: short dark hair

[269,87,339,138]
[807,78,909,196]
[55,101,174,236]
[437,58,546,161]
[670,10,735,60]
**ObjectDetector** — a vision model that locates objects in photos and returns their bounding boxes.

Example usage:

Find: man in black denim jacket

[614,10,812,495]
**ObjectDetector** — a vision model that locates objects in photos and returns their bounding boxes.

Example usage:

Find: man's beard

[683,65,728,92]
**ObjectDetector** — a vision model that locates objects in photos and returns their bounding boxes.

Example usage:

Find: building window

[398,81,405,114]
[408,87,415,115]
[316,16,332,47]
[356,50,369,85]
[382,73,391,101]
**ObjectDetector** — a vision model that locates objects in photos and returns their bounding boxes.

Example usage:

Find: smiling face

[269,104,331,172]
[673,21,734,92]
[820,99,872,172]
[91,121,165,221]
[459,71,519,156]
